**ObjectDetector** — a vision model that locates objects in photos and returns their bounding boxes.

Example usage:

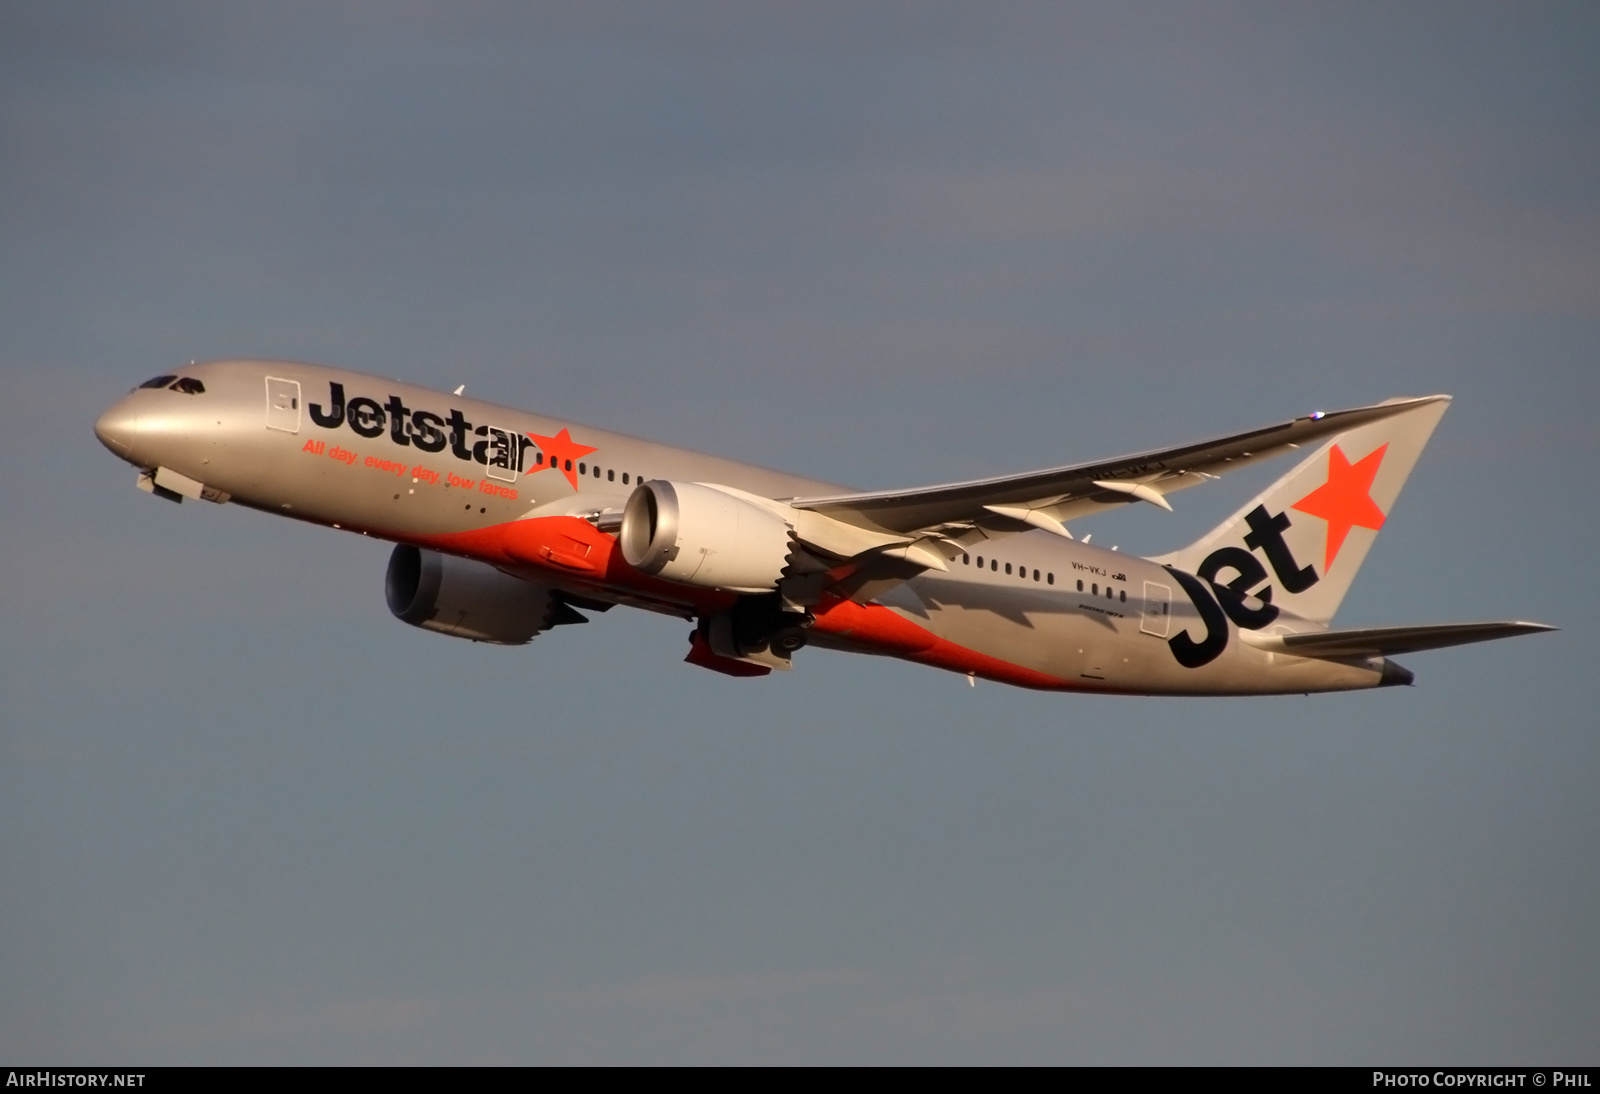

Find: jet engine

[620,480,794,593]
[385,544,553,644]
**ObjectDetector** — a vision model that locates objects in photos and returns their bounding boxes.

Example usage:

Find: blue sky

[2,2,1596,1062]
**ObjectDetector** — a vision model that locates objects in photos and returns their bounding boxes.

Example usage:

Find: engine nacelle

[385,544,551,644]
[620,480,793,593]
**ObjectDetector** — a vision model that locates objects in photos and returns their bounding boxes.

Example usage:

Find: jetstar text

[308,381,532,475]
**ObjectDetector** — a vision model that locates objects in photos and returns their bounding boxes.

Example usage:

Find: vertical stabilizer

[1149,395,1450,630]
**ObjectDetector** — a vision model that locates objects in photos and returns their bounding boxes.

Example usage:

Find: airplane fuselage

[94,360,1403,695]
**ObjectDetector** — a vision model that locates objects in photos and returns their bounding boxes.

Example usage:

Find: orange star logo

[525,427,598,490]
[1291,443,1388,572]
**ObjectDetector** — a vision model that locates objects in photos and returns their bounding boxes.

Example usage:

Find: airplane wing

[1242,621,1556,660]
[788,395,1450,538]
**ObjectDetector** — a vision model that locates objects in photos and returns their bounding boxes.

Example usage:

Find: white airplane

[94,360,1552,693]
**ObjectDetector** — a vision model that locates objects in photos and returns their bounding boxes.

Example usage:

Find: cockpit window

[139,375,178,389]
[169,377,206,394]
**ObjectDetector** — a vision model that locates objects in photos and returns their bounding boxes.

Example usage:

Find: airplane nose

[94,402,138,459]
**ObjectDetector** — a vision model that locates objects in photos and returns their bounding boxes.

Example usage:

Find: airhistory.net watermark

[5,1075,145,1088]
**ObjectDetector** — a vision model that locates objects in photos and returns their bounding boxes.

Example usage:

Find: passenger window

[1077,580,1083,592]
[962,554,970,565]
[622,473,629,485]
[991,559,998,571]
[579,463,586,475]
[170,377,205,394]
[534,452,544,465]
[1005,563,1012,575]
[976,556,984,568]
[139,375,177,390]
[1092,584,1098,595]
[1033,569,1040,581]
[1047,573,1054,585]
[564,459,572,472]
[607,469,615,481]
[1120,590,1126,602]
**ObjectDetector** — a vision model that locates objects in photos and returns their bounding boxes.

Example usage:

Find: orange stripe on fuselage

[406,515,737,615]
[808,596,1074,692]
[404,516,1077,689]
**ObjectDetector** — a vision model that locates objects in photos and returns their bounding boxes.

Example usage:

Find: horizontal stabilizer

[1242,621,1555,659]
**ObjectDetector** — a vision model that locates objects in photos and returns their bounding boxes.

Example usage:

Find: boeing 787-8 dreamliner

[94,361,1552,693]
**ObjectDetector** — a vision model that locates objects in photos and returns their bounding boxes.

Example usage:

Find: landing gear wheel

[770,627,807,655]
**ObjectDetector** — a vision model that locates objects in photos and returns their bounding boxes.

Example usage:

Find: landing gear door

[265,377,302,433]
[1141,581,1172,638]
